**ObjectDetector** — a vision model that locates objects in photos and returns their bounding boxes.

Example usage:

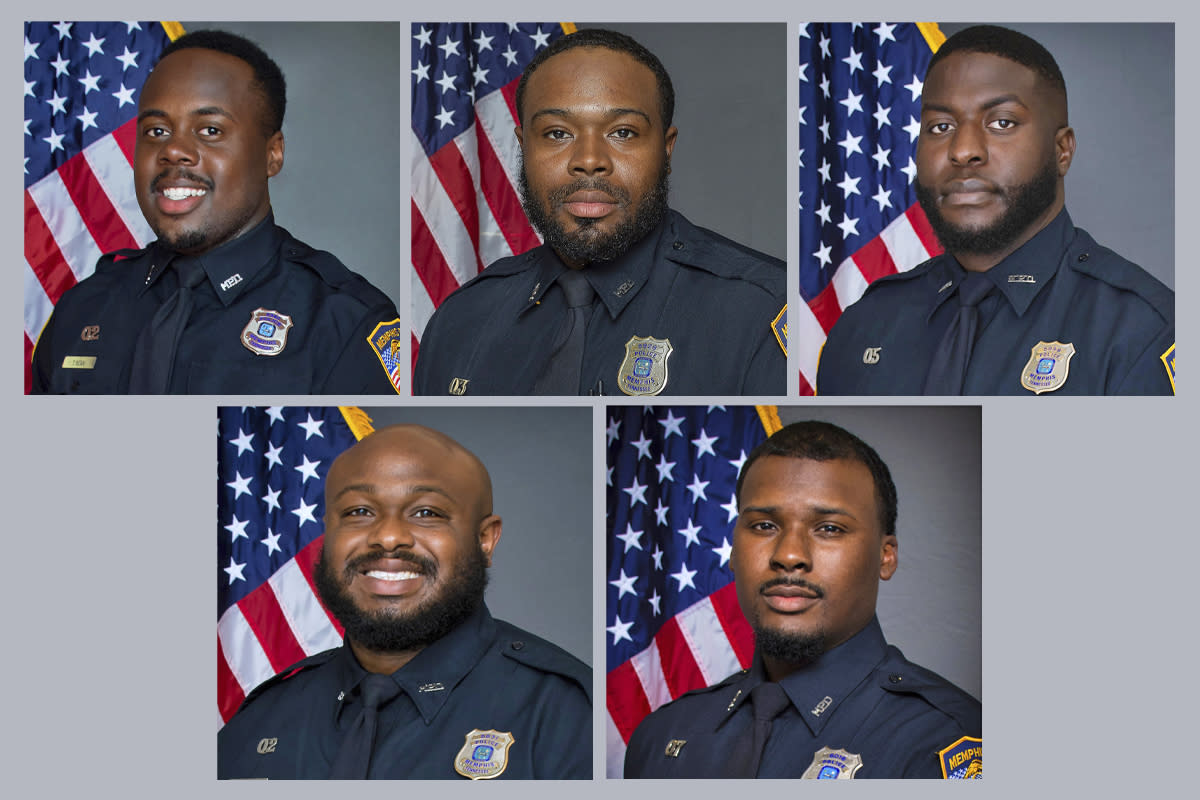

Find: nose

[948,123,987,166]
[365,512,415,551]
[159,132,198,166]
[769,527,812,572]
[568,130,612,177]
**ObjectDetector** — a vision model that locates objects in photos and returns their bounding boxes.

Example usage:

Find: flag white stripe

[630,638,672,712]
[267,559,342,657]
[832,256,870,311]
[475,89,523,195]
[23,261,54,342]
[217,604,275,697]
[412,270,436,342]
[794,300,826,390]
[453,124,513,269]
[27,171,102,282]
[82,135,154,247]
[411,129,480,288]
[675,597,740,687]
[606,710,627,779]
[881,211,932,274]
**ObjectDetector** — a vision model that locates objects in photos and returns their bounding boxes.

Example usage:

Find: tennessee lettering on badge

[1020,341,1075,394]
[939,736,982,779]
[241,308,293,356]
[366,318,404,394]
[617,335,673,396]
[453,729,514,780]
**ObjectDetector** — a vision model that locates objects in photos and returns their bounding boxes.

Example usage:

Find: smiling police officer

[623,421,981,779]
[413,29,786,396]
[31,30,402,394]
[816,25,1174,396]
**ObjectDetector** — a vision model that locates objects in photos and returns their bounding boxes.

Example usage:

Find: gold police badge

[617,335,673,396]
[453,729,514,779]
[1020,341,1076,394]
[801,746,863,779]
[241,308,293,356]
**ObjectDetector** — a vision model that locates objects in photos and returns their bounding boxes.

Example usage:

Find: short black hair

[928,25,1067,106]
[515,28,675,130]
[156,29,287,136]
[736,421,898,539]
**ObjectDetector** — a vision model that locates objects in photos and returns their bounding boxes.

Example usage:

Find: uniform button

[1078,253,1089,262]
[888,674,902,684]
[289,248,300,256]
[672,241,684,250]
[511,641,525,651]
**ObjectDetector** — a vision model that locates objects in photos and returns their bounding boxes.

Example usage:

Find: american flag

[24,21,181,394]
[797,23,946,394]
[217,406,375,725]
[605,405,781,777]
[410,22,573,381]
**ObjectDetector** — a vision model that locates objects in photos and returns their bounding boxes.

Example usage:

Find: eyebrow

[922,93,1028,115]
[332,483,456,503]
[136,105,235,123]
[739,503,859,520]
[529,106,654,127]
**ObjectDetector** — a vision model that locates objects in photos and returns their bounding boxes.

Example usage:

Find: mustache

[546,178,631,206]
[758,577,825,597]
[150,169,215,192]
[343,550,437,578]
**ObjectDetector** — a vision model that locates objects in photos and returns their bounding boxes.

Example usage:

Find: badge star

[261,528,282,556]
[655,454,676,484]
[437,35,461,59]
[607,615,634,645]
[264,441,283,469]
[50,53,70,77]
[720,497,739,524]
[294,455,321,484]
[298,414,325,440]
[82,33,106,57]
[116,46,139,71]
[224,557,247,585]
[670,563,698,592]
[657,410,685,439]
[292,498,319,527]
[651,544,664,570]
[262,486,281,513]
[691,429,718,459]
[677,519,702,547]
[413,25,433,48]
[713,537,733,568]
[265,406,285,424]
[224,516,250,542]
[648,589,662,615]
[112,83,136,108]
[606,417,622,445]
[609,569,638,599]
[616,523,644,553]
[226,472,253,500]
[654,499,669,526]
[229,428,255,456]
[631,431,654,460]
[435,70,457,94]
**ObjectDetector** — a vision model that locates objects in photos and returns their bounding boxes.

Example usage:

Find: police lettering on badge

[241,308,293,356]
[617,335,673,396]
[801,747,863,779]
[1020,341,1076,394]
[453,729,514,779]
[939,736,982,779]
[367,318,404,393]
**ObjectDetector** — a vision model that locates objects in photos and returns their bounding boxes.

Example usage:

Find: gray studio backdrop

[193,22,400,304]
[576,23,787,261]
[359,406,591,666]
[937,22,1173,289]
[774,406,982,700]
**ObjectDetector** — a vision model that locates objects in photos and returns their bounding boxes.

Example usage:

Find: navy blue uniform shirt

[218,604,592,779]
[624,617,981,779]
[31,214,402,394]
[414,210,786,396]
[816,210,1174,395]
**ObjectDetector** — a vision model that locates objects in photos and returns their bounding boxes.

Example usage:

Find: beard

[518,157,670,266]
[753,626,827,667]
[916,157,1059,257]
[314,544,488,653]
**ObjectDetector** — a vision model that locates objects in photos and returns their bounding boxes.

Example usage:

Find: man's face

[516,47,677,268]
[316,428,501,653]
[134,48,283,255]
[915,51,1074,259]
[732,456,897,666]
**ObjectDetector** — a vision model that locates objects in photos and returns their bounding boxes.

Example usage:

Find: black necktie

[729,682,791,778]
[922,271,995,395]
[531,269,595,395]
[128,257,206,394]
[329,673,401,779]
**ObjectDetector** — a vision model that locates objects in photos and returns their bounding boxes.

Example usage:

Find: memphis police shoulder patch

[1161,343,1176,394]
[367,318,404,394]
[453,729,514,779]
[241,308,293,356]
[939,735,982,779]
[771,305,788,356]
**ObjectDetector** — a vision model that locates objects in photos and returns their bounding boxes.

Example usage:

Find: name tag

[62,356,97,369]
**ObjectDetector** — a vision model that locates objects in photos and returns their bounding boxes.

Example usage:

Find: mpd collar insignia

[801,747,863,779]
[241,308,293,356]
[1020,341,1076,394]
[617,335,672,396]
[938,736,982,779]
[454,729,514,780]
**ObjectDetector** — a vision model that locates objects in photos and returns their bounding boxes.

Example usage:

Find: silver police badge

[617,335,673,396]
[453,729,514,779]
[1020,341,1076,394]
[241,308,293,356]
[801,747,863,779]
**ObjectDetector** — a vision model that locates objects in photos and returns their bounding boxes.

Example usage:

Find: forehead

[924,50,1048,110]
[741,456,878,513]
[328,432,481,498]
[141,48,262,117]
[523,47,660,119]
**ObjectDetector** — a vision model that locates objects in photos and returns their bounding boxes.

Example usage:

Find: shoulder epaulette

[235,648,341,715]
[494,621,592,701]
[1067,229,1174,322]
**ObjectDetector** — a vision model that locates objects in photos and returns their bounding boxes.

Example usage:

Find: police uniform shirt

[413,210,787,396]
[623,617,981,779]
[218,604,592,779]
[31,214,402,394]
[816,210,1175,395]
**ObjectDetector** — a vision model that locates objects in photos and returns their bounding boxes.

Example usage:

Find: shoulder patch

[366,318,404,395]
[939,736,982,779]
[771,305,788,356]
[1161,343,1176,394]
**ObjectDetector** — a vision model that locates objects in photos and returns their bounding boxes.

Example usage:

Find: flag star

[616,523,644,553]
[842,48,863,74]
[116,46,139,71]
[438,35,461,59]
[691,429,719,459]
[837,130,863,157]
[730,449,749,475]
[838,173,862,199]
[529,27,551,48]
[265,407,285,424]
[873,62,893,86]
[78,70,101,94]
[631,431,654,460]
[226,472,253,499]
[819,75,832,99]
[818,32,831,58]
[872,144,892,171]
[606,466,613,486]
[873,104,892,129]
[412,61,430,84]
[837,214,860,239]
[294,455,321,484]
[262,486,281,513]
[25,79,36,98]
[606,417,622,444]
[43,129,65,153]
[623,476,648,507]
[654,498,669,526]
[264,441,283,469]
[798,105,808,125]
[435,105,455,129]
[123,22,142,34]
[609,569,638,599]
[606,616,634,645]
[53,21,73,39]
[657,410,685,439]
[799,25,811,39]
[414,25,433,47]
[839,89,863,116]
[685,475,710,503]
[474,30,494,52]
[799,61,809,83]
[112,83,136,107]
[655,454,676,484]
[648,589,662,615]
[720,496,740,524]
[82,33,106,57]
[224,558,247,585]
[670,563,698,592]
[292,498,319,527]
[651,545,664,570]
[901,156,918,184]
[872,185,894,212]
[501,45,519,66]
[24,36,40,62]
[50,53,70,77]
[798,148,805,169]
[813,241,833,268]
[677,519,702,547]
[818,159,832,183]
[47,92,69,115]
[904,115,922,143]
[473,64,490,86]
[261,529,282,556]
[435,70,457,94]
[507,23,520,33]
[905,75,924,102]
[713,537,733,568]
[298,414,325,440]
[875,22,898,45]
[229,428,255,456]
[224,516,250,542]
[24,118,31,136]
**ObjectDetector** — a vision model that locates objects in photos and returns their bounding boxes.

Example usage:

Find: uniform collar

[141,212,280,306]
[927,208,1074,319]
[721,616,889,737]
[332,602,496,726]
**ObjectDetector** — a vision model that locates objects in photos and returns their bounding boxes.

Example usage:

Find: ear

[664,125,678,162]
[478,514,503,567]
[514,125,524,150]
[1055,125,1075,178]
[879,534,898,581]
[266,130,284,178]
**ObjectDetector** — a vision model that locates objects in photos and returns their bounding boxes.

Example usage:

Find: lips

[562,189,619,219]
[940,178,997,207]
[760,581,822,613]
[151,171,214,216]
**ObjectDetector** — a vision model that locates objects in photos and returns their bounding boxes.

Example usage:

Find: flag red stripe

[412,202,464,307]
[292,535,344,636]
[218,636,248,722]
[24,192,78,304]
[906,204,943,257]
[58,153,139,254]
[606,659,653,743]
[807,282,844,335]
[851,232,899,284]
[708,582,755,669]
[236,581,308,673]
[654,615,708,699]
[112,118,137,164]
[500,81,520,120]
[476,121,540,255]
[427,142,486,274]
[24,336,34,395]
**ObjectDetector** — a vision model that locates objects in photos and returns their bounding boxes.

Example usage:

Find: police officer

[218,425,591,779]
[31,30,401,394]
[624,421,981,779]
[413,29,786,396]
[816,25,1174,396]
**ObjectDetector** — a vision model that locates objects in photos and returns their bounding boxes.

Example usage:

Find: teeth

[162,187,207,200]
[365,570,420,581]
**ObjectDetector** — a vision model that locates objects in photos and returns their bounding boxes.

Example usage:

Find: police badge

[801,746,863,779]
[453,729,514,779]
[1020,341,1076,394]
[617,335,673,396]
[241,308,293,356]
